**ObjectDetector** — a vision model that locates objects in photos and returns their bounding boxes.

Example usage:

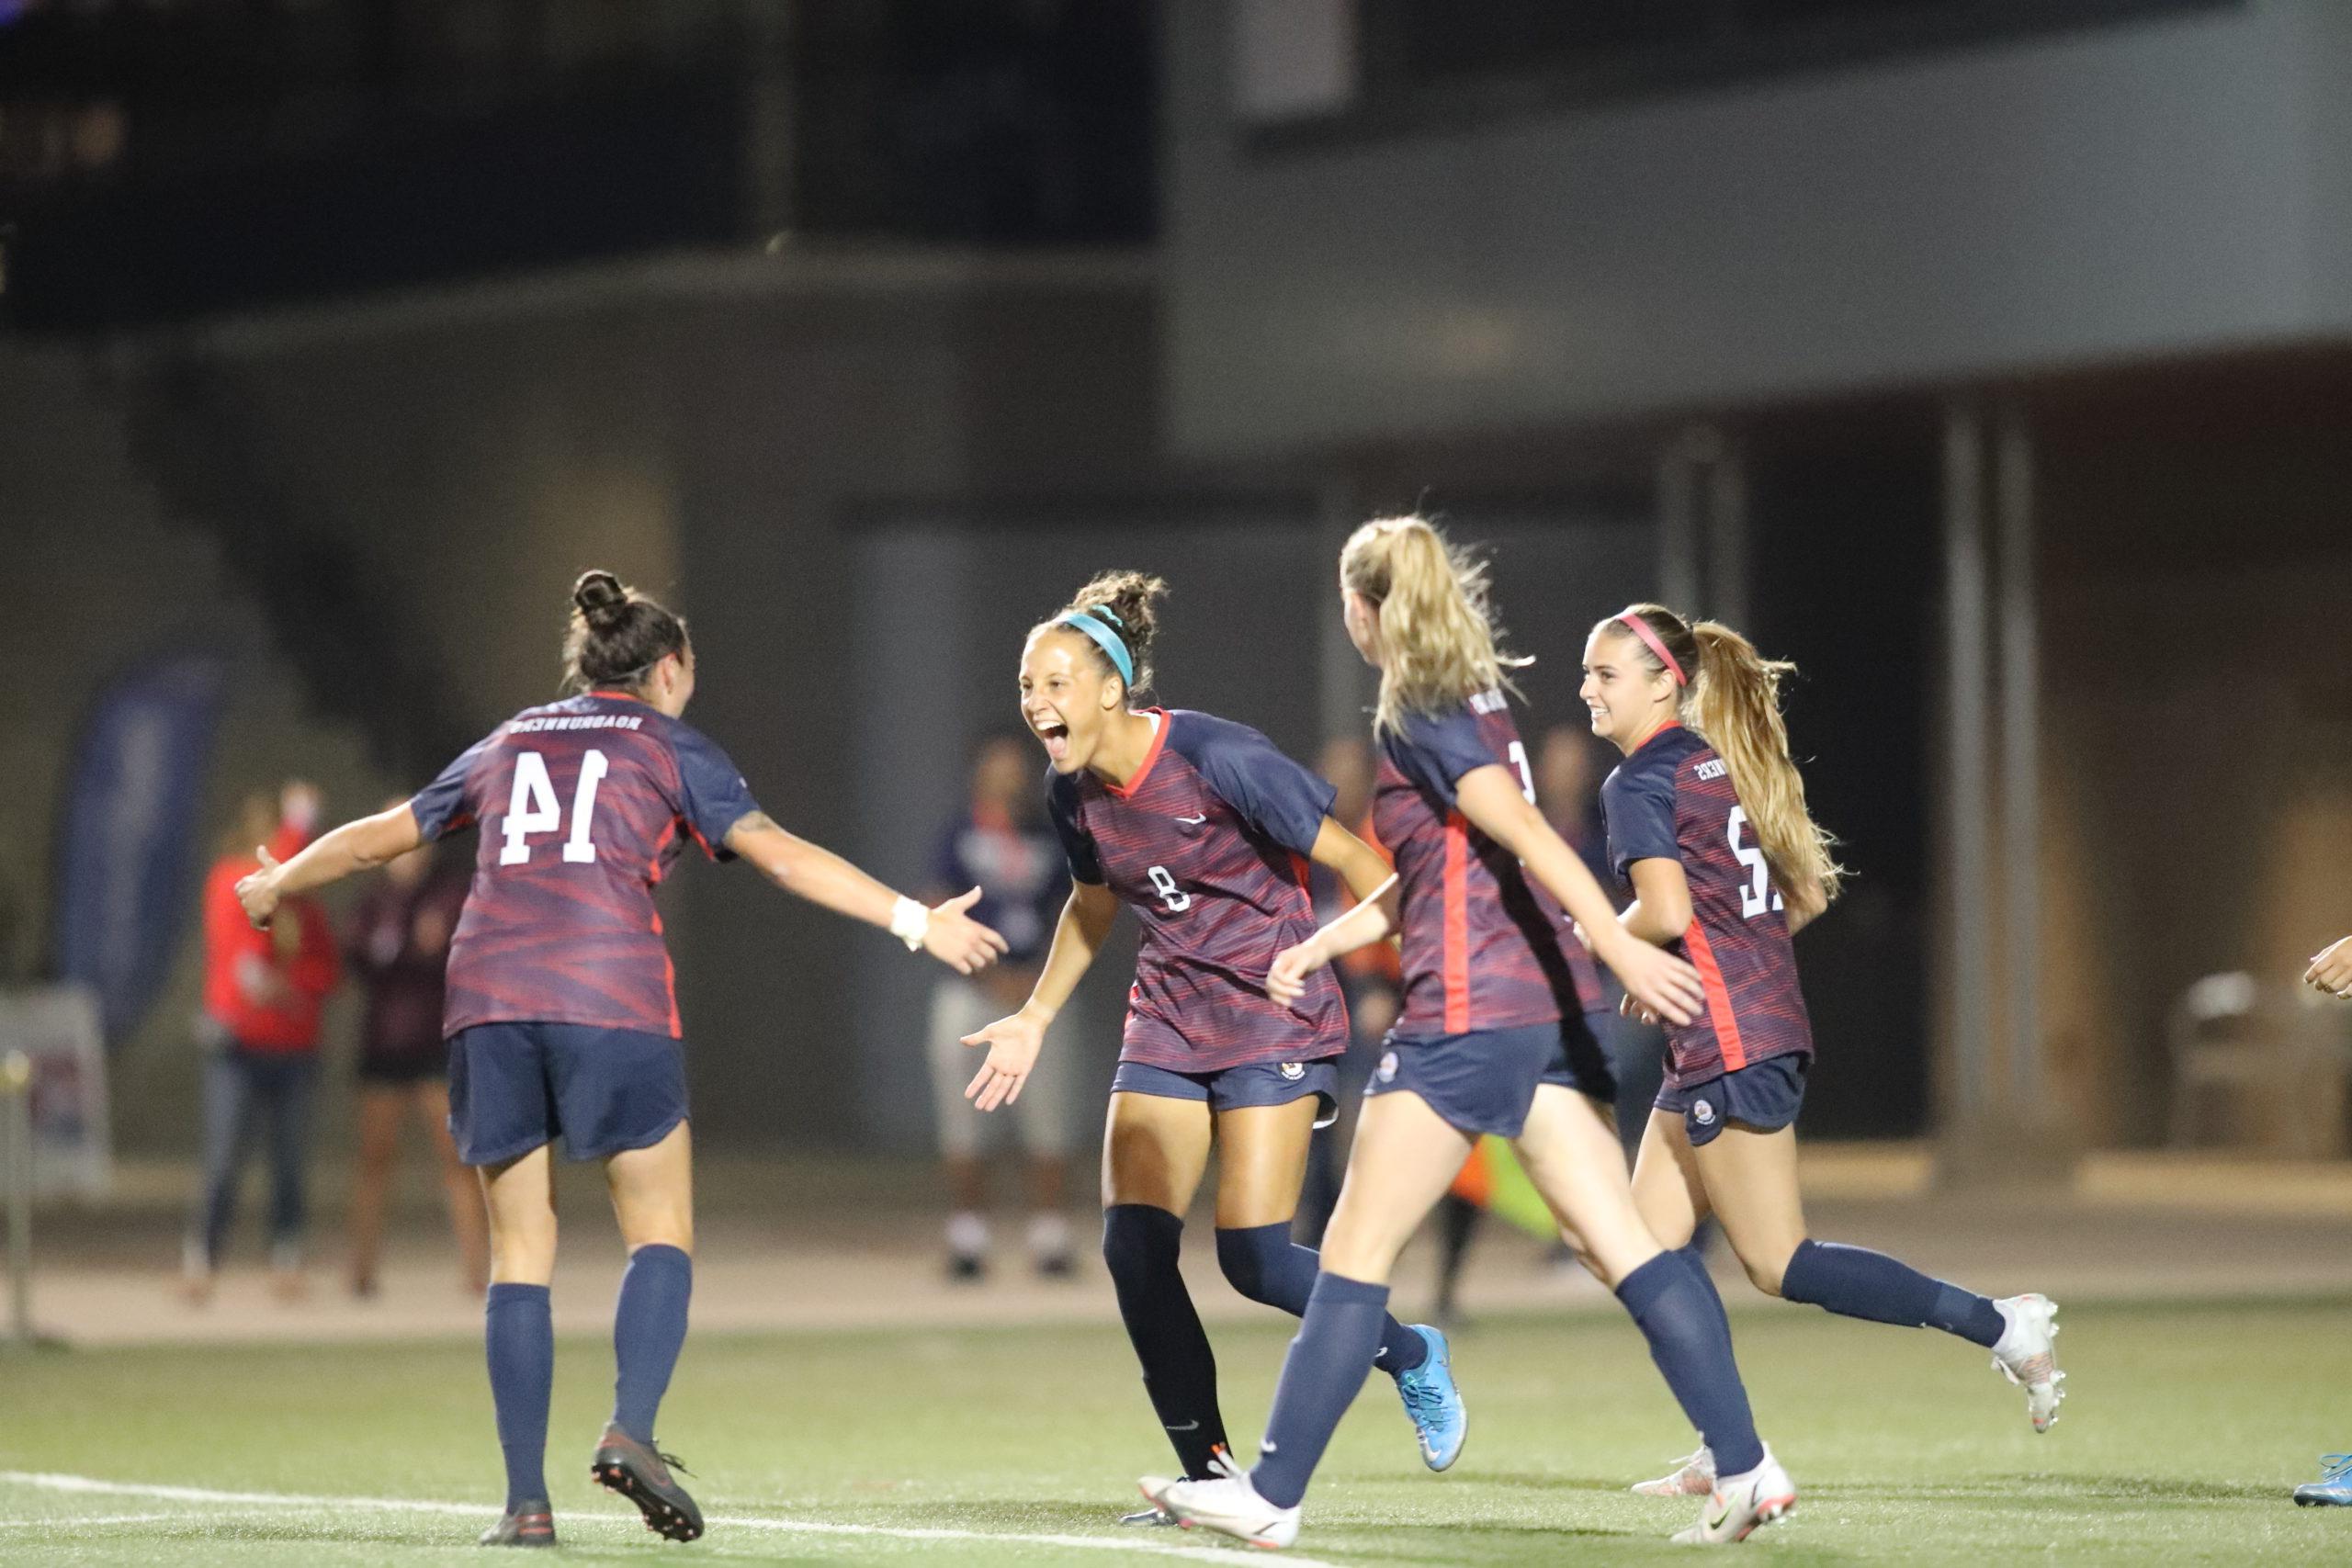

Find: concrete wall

[1168,0,2352,457]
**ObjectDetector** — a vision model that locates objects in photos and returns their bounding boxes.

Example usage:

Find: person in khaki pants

[924,733,1075,1280]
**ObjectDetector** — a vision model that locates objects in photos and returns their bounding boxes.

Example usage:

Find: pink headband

[1615,610,1687,686]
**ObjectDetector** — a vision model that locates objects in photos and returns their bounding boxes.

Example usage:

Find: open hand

[924,887,1010,976]
[1600,936,1705,1028]
[961,1009,1046,1111]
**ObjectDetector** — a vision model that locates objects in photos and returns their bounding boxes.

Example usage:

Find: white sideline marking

[0,1471,1346,1564]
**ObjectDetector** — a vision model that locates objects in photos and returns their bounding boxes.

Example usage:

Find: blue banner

[51,652,228,1046]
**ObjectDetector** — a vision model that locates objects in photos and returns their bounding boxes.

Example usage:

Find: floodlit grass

[3,1297,2347,1563]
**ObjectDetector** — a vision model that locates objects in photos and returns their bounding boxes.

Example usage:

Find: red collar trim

[1630,719,1685,757]
[1105,709,1170,799]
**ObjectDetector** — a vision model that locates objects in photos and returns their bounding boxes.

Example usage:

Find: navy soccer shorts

[447,1022,688,1167]
[1654,1054,1810,1146]
[1111,1057,1342,1129]
[1364,1014,1617,1139]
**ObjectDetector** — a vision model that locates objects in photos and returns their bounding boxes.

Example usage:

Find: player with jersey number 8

[233,570,1006,1550]
[961,569,1472,1522]
[1584,604,2064,1504]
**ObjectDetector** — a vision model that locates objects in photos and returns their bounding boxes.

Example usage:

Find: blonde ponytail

[1340,516,1526,736]
[1685,621,1845,908]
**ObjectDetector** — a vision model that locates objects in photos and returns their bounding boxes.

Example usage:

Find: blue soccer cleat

[2294,1453,2352,1506]
[1394,1324,1467,1471]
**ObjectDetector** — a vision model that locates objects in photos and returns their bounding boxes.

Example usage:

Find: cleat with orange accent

[1990,1294,2065,1433]
[1671,1449,1795,1546]
[478,1502,555,1547]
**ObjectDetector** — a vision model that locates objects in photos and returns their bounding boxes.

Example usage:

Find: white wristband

[888,896,930,953]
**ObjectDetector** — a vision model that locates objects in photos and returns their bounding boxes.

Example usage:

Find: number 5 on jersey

[501,749,608,866]
[1727,805,1783,919]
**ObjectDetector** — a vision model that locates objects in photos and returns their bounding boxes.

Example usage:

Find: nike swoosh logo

[1176,814,1207,825]
[1165,1421,1200,1432]
[1260,1441,1277,1454]
[1707,1500,1733,1530]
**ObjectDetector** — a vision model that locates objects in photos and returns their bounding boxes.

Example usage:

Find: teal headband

[1054,608,1135,688]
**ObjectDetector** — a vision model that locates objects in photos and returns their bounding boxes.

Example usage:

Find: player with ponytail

[235,570,1006,1547]
[963,569,1469,1522]
[1583,604,2064,1501]
[1153,517,1798,1549]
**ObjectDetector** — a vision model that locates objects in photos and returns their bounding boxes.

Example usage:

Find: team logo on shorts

[1278,1062,1305,1081]
[1692,1099,1717,1126]
[1377,1052,1398,1083]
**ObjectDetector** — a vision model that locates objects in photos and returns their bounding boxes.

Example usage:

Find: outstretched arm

[962,881,1119,1111]
[1453,766,1704,1027]
[1266,816,1400,1007]
[725,812,1008,975]
[236,804,424,928]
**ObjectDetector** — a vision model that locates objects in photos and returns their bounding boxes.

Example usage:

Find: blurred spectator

[183,782,339,1304]
[924,734,1074,1280]
[343,807,486,1300]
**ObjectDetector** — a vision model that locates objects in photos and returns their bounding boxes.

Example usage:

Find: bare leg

[347,1086,403,1296]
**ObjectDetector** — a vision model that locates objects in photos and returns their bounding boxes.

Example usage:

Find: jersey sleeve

[1188,720,1338,861]
[1602,761,1682,885]
[1384,707,1498,808]
[408,732,498,842]
[670,726,762,862]
[1045,773,1104,886]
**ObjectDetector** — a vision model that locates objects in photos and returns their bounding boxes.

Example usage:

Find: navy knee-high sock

[612,1243,693,1444]
[1251,1272,1391,1508]
[1616,1252,1765,1479]
[485,1283,554,1510]
[1214,1224,1429,1375]
[1103,1205,1230,1479]
[1780,1238,2005,1348]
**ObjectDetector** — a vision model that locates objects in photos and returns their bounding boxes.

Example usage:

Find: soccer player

[235,570,1005,1549]
[2294,934,2352,1506]
[1150,516,1792,1549]
[1585,603,2063,1501]
[960,570,1467,1521]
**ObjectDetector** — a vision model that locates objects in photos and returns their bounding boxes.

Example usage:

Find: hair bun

[572,570,629,628]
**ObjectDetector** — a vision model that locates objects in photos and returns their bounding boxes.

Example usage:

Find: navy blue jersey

[411,692,761,1039]
[1046,709,1350,1073]
[1374,691,1605,1037]
[927,807,1067,965]
[1601,722,1814,1088]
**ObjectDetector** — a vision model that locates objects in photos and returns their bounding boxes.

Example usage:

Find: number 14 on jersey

[501,749,608,866]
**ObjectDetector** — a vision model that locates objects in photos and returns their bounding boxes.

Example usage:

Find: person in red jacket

[183,782,340,1303]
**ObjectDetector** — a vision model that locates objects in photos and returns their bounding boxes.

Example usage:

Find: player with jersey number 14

[1584,604,2064,1503]
[234,570,1006,1550]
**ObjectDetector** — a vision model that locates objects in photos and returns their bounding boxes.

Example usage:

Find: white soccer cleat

[1990,1293,2065,1433]
[1670,1449,1795,1546]
[1633,1444,1716,1497]
[1143,1467,1302,1551]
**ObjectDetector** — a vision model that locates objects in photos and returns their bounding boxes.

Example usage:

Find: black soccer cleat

[591,1423,705,1542]
[478,1502,556,1547]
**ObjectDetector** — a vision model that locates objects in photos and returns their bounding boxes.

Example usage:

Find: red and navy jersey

[1374,691,1606,1039]
[1046,709,1350,1073]
[409,692,762,1040]
[1600,723,1813,1088]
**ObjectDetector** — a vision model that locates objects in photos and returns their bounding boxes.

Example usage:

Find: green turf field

[2,1296,2345,1564]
